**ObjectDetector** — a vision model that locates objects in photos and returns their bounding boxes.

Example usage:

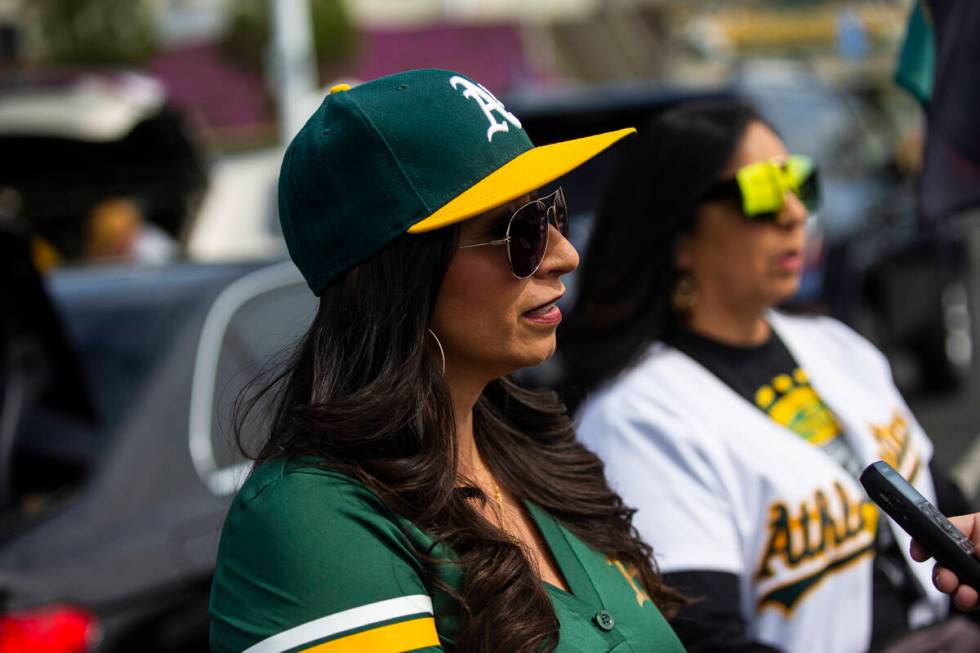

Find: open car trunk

[0,72,208,261]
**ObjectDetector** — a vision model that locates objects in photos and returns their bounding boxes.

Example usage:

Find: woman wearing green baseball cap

[208,69,687,652]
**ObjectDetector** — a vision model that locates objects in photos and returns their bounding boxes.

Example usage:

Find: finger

[948,515,980,554]
[953,585,979,611]
[935,566,961,593]
[910,539,929,562]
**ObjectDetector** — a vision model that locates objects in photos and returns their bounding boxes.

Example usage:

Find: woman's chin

[496,343,556,376]
[768,277,802,306]
[521,342,557,370]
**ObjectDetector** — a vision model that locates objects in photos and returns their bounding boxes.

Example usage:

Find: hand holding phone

[859,461,980,599]
[912,513,980,611]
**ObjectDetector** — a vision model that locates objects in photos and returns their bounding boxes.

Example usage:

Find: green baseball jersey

[209,456,685,652]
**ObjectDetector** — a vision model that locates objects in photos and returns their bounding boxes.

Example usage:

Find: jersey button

[594,610,615,631]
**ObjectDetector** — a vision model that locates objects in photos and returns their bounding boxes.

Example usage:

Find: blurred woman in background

[560,101,978,652]
[209,69,687,653]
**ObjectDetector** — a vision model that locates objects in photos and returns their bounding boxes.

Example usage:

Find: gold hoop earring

[427,328,446,374]
[671,273,698,313]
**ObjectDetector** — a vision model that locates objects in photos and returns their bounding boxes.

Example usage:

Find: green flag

[895,1,935,105]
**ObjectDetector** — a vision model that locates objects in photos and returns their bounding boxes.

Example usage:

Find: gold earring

[671,273,698,312]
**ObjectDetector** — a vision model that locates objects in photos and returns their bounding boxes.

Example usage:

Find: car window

[16,288,193,453]
[64,297,191,427]
[5,284,195,530]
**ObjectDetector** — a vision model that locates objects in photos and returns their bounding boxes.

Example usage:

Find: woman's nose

[536,223,579,277]
[777,191,808,227]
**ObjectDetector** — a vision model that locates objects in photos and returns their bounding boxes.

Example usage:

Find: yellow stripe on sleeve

[301,616,440,653]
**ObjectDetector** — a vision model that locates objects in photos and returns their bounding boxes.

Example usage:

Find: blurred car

[0,253,314,652]
[0,70,317,652]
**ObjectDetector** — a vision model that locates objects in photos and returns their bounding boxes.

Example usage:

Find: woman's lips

[776,251,804,272]
[522,302,563,326]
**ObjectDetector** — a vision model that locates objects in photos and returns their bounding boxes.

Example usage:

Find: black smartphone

[860,460,980,591]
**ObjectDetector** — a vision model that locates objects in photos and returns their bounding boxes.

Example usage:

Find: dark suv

[0,240,314,651]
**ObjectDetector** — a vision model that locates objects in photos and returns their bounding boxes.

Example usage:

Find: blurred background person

[559,100,979,653]
[83,197,177,264]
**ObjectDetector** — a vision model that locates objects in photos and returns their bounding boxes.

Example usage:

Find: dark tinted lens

[507,200,548,278]
[747,211,780,222]
[797,169,820,212]
[552,188,568,237]
[701,179,743,207]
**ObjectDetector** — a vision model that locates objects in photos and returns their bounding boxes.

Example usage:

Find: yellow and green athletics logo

[754,481,877,615]
[754,368,842,446]
[871,411,920,482]
[607,557,652,607]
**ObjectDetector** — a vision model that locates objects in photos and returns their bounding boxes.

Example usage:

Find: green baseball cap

[279,68,634,295]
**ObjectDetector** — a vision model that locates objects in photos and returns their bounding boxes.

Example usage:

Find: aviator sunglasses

[700,154,821,222]
[459,187,568,279]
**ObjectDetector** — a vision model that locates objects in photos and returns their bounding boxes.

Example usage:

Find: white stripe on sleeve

[242,594,435,653]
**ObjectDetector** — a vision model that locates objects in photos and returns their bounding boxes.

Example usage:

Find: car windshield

[55,291,191,429]
[5,271,199,529]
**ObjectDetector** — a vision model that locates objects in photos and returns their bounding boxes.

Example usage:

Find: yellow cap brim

[407,127,636,233]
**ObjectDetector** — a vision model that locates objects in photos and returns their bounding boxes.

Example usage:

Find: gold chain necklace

[491,478,507,531]
[491,480,522,547]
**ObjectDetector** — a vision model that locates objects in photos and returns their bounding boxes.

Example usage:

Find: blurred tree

[222,0,356,76]
[36,0,158,65]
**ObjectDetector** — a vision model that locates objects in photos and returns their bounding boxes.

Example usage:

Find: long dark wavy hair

[236,224,686,652]
[558,101,763,408]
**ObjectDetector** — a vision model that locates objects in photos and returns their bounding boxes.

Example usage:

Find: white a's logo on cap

[450,76,522,143]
